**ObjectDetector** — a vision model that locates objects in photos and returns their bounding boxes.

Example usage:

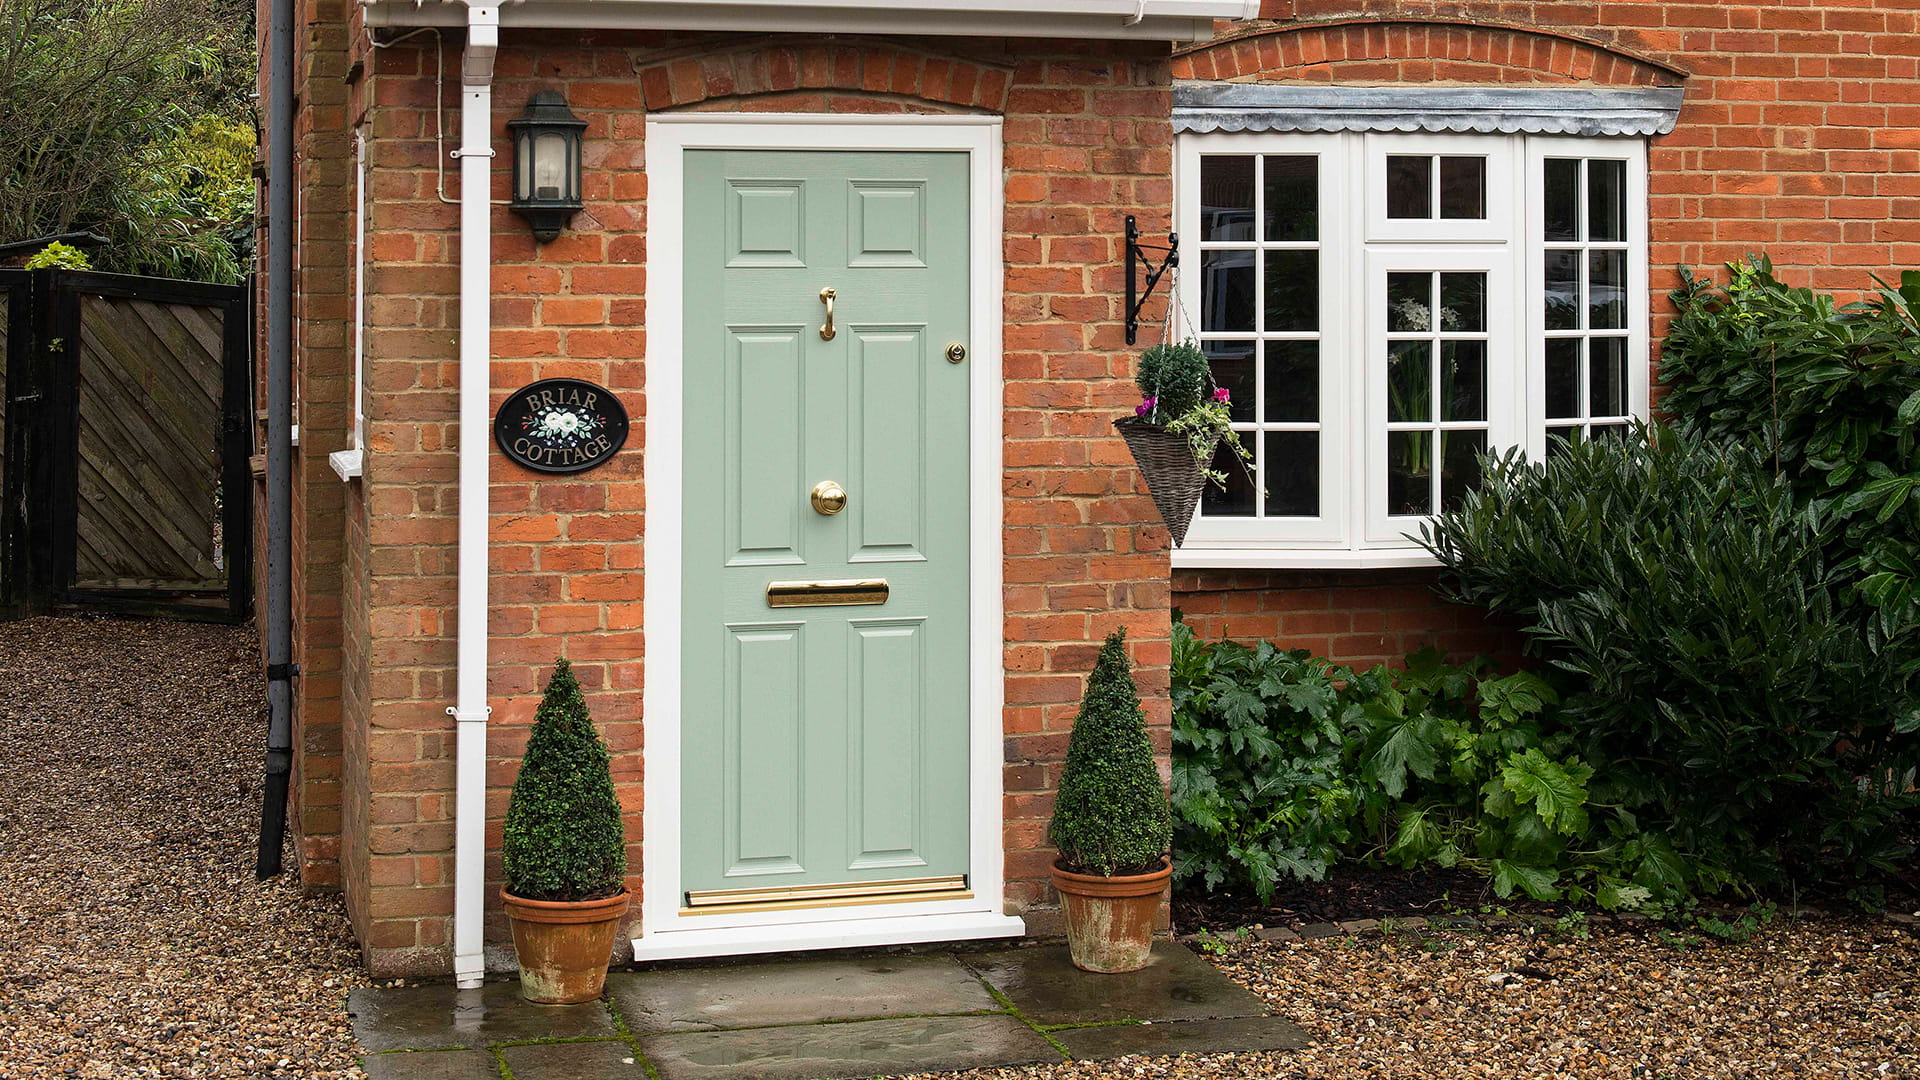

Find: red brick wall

[320,29,1175,974]
[1177,569,1523,670]
[1171,1,1920,666]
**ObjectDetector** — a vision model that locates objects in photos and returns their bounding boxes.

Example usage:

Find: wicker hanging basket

[1115,416,1219,548]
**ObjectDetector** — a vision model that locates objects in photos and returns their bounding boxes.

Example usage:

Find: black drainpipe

[256,0,296,880]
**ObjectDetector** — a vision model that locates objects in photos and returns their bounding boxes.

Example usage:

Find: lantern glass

[507,90,586,242]
[533,132,568,200]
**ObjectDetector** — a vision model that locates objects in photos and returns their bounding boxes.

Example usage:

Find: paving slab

[349,982,618,1051]
[1054,1016,1311,1060]
[639,1014,1060,1080]
[499,1040,650,1080]
[960,943,1270,1027]
[606,953,997,1034]
[360,1048,502,1080]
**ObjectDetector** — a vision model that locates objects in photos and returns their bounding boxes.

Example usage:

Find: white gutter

[364,0,1255,40]
[448,0,499,991]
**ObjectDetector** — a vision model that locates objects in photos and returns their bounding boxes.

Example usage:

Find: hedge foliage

[501,659,628,902]
[1661,257,1920,631]
[1420,427,1918,896]
[1050,629,1173,877]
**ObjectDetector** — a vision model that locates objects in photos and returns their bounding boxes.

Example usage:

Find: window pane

[1264,249,1319,331]
[1545,250,1581,331]
[1388,272,1432,332]
[1200,250,1255,331]
[1265,431,1319,517]
[1387,155,1432,219]
[1264,156,1318,242]
[1388,431,1433,516]
[1590,337,1628,417]
[1588,159,1627,242]
[1201,432,1256,517]
[1440,272,1486,333]
[1264,340,1319,423]
[1441,340,1487,422]
[1388,341,1431,422]
[1545,338,1581,419]
[1439,156,1486,219]
[1589,249,1627,330]
[1204,340,1256,423]
[1591,423,1630,442]
[1199,156,1255,242]
[1544,159,1580,242]
[1441,430,1488,511]
[1546,426,1581,459]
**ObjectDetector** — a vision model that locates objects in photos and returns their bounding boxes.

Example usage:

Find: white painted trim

[641,114,1015,959]
[1172,546,1437,571]
[328,448,365,481]
[632,912,1029,963]
[365,0,1246,39]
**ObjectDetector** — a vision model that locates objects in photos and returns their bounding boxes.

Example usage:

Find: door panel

[682,149,972,905]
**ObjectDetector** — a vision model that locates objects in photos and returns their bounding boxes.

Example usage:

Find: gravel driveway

[3,614,1916,1080]
[0,615,367,1079]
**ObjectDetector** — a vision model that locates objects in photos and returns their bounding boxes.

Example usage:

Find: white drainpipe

[450,2,498,990]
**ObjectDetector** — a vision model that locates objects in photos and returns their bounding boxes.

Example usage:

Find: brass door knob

[810,480,847,515]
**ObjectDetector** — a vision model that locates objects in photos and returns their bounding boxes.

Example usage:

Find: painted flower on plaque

[494,378,630,474]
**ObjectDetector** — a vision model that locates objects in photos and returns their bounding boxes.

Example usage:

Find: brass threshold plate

[766,578,889,607]
[684,874,969,915]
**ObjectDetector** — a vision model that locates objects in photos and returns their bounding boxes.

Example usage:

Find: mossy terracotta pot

[501,888,629,1004]
[1051,857,1171,974]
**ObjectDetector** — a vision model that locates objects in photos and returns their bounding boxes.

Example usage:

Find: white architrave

[638,114,1020,961]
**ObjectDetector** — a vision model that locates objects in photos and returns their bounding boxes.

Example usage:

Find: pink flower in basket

[1213,387,1231,403]
[1136,396,1157,418]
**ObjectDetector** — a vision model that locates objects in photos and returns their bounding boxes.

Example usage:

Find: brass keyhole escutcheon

[946,342,967,364]
[811,480,847,516]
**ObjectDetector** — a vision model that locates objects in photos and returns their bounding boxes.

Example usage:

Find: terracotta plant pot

[501,888,630,1004]
[1051,856,1171,974]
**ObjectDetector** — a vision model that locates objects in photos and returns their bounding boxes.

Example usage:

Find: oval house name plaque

[494,378,629,474]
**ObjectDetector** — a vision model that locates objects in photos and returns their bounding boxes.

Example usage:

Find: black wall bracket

[1125,214,1179,346]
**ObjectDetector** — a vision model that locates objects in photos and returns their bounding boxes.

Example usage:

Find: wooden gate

[0,269,250,621]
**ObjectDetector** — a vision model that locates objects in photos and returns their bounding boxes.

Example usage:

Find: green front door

[680,149,973,911]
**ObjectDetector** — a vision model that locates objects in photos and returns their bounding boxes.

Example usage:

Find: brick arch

[1173,19,1688,88]
[636,39,1014,113]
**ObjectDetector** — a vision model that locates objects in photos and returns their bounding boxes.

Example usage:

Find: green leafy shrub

[1171,623,1684,910]
[1661,257,1920,634]
[1419,425,1920,891]
[1134,341,1210,422]
[22,240,91,270]
[1049,629,1173,877]
[501,660,628,902]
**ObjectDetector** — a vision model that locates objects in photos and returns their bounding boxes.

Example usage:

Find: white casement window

[1170,89,1668,568]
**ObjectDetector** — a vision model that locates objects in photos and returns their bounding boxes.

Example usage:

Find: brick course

[273,1,1920,973]
[303,28,1177,974]
[1170,0,1920,666]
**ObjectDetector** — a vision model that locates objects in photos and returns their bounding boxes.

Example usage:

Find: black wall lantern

[507,90,587,242]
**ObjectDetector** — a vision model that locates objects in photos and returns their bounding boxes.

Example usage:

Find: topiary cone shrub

[1049,629,1173,877]
[502,659,627,902]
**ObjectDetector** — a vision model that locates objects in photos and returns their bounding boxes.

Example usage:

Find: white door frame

[637,114,1021,961]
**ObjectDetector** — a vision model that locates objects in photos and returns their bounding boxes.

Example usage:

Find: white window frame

[1171,131,1650,570]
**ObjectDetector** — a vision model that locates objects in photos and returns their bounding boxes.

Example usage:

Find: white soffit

[1175,83,1687,138]
[364,0,1260,40]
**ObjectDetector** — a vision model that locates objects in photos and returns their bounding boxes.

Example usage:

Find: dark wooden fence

[0,268,250,621]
